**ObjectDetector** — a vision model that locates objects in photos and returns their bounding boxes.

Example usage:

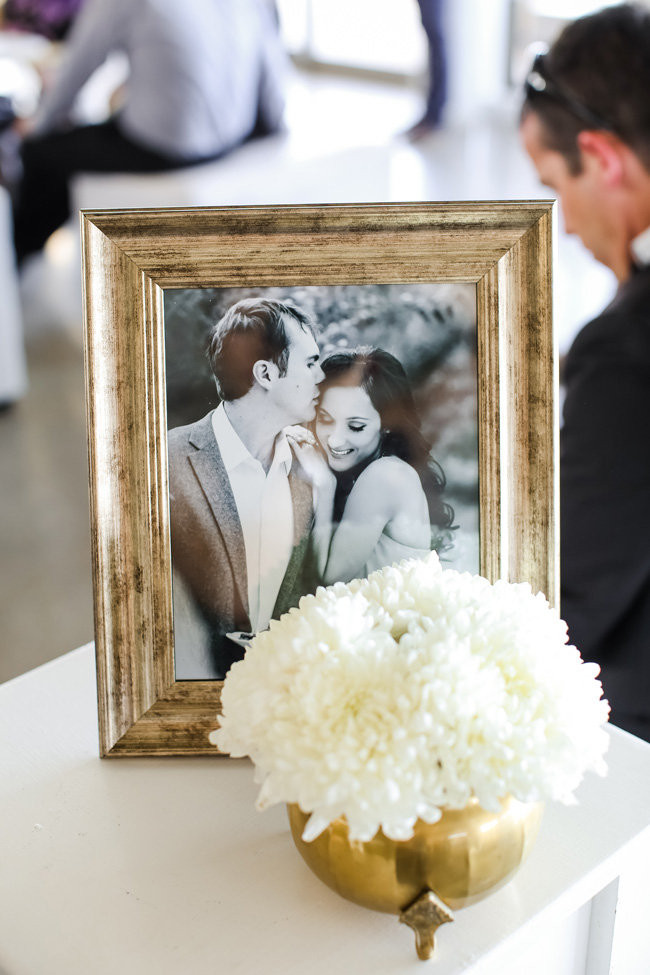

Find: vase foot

[399,889,455,960]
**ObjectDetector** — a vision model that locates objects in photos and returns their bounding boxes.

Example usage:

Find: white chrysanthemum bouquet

[211,553,609,843]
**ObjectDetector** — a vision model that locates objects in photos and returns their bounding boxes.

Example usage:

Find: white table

[2,644,649,975]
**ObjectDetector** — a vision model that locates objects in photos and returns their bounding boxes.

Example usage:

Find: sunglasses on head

[525,52,614,133]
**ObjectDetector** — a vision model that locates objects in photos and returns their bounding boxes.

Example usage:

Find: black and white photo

[165,284,478,680]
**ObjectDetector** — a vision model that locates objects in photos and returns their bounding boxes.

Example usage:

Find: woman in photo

[293,347,455,585]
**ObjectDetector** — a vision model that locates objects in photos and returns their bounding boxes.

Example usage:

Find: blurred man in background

[406,0,447,139]
[11,0,287,262]
[521,3,650,741]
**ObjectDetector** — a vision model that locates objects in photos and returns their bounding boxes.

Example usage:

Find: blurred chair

[0,184,26,404]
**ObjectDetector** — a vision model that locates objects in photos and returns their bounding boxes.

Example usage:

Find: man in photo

[520,3,650,740]
[168,297,324,680]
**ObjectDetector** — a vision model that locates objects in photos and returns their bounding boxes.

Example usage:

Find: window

[277,0,426,77]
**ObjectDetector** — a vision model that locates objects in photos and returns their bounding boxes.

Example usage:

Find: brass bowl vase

[288,797,543,960]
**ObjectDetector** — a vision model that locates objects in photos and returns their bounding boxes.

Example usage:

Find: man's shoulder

[168,411,215,452]
[594,273,650,322]
[568,270,650,366]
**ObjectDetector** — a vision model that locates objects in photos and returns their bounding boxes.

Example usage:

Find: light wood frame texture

[82,202,557,757]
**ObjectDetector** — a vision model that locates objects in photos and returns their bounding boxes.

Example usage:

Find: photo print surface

[164,283,478,680]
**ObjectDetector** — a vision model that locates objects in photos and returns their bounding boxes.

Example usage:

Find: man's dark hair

[522,3,650,174]
[207,297,315,401]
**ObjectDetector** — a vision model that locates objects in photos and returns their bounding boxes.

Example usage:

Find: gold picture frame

[82,202,557,757]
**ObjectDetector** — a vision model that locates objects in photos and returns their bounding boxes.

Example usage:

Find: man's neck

[594,153,650,282]
[619,172,650,280]
[616,230,650,283]
[222,396,282,473]
[606,211,650,283]
[612,251,634,284]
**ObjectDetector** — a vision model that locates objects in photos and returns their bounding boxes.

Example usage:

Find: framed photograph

[83,202,557,757]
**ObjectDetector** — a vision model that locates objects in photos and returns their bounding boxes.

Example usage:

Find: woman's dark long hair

[317,348,455,547]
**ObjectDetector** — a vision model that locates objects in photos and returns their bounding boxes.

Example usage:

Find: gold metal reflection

[288,796,543,960]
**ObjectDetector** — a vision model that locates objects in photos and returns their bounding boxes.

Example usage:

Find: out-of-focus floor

[0,67,616,683]
[0,332,91,681]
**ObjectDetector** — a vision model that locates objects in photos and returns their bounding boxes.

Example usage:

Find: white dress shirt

[34,0,287,160]
[631,225,650,267]
[212,404,294,634]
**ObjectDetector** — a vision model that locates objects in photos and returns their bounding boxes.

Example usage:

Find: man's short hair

[521,3,650,174]
[207,297,315,401]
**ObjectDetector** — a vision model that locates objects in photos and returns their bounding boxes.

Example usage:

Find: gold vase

[287,797,543,960]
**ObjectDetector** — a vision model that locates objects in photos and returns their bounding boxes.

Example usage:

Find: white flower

[211,552,610,842]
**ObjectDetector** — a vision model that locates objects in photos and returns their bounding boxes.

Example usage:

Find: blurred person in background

[520,3,650,741]
[0,2,87,408]
[2,0,85,40]
[406,0,446,139]
[10,0,287,263]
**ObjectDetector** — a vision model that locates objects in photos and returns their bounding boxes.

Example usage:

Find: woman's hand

[284,424,315,446]
[286,428,336,493]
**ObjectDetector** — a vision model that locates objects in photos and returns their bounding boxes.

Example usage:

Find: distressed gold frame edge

[81,201,558,757]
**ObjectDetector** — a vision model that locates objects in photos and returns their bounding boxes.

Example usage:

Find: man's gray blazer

[168,412,316,679]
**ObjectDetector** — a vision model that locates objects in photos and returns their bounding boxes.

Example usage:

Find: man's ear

[577,131,625,187]
[251,359,279,390]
